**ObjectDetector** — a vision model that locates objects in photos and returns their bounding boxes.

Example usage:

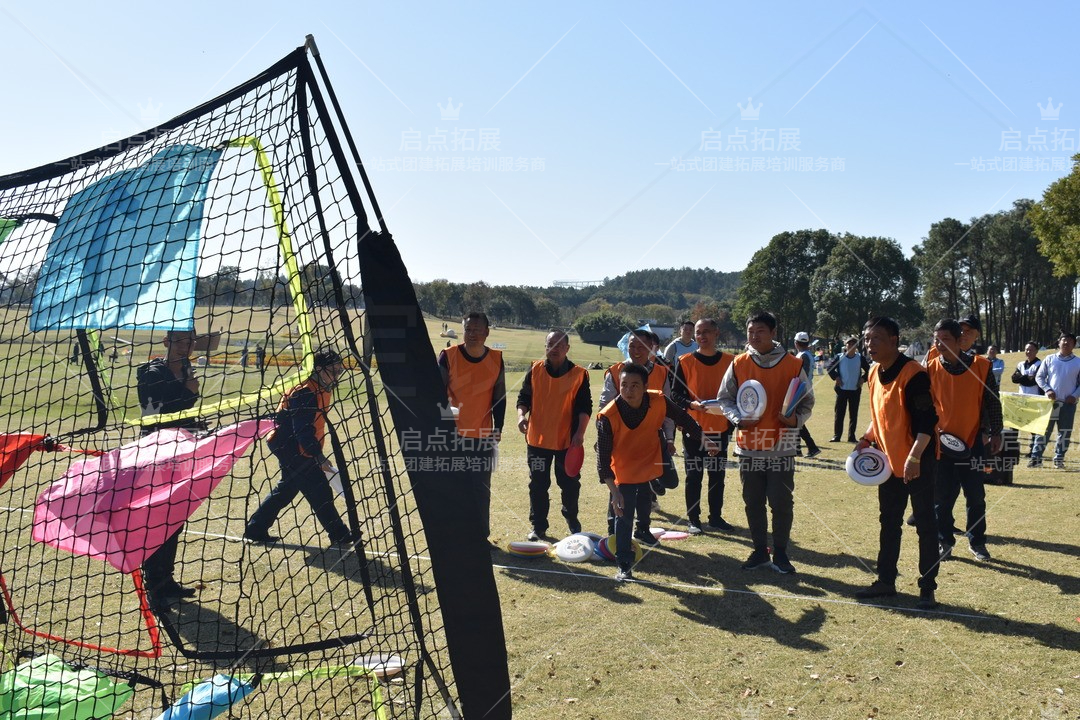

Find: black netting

[0,44,463,718]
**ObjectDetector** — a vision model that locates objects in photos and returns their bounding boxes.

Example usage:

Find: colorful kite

[33,419,272,573]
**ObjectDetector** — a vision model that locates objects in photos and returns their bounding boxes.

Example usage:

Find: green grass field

[1,310,1076,719]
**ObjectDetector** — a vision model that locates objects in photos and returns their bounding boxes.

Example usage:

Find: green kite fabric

[0,218,19,244]
[29,144,222,331]
[0,654,133,719]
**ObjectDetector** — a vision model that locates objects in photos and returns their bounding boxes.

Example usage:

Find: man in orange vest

[598,329,674,542]
[598,363,718,581]
[244,349,357,548]
[672,318,736,534]
[853,317,941,609]
[717,312,814,574]
[516,330,592,541]
[438,312,506,541]
[926,319,1002,562]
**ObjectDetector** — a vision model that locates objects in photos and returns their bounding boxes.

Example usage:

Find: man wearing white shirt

[1034,332,1080,468]
[664,321,699,364]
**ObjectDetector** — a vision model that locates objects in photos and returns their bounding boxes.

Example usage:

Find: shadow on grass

[167,602,290,673]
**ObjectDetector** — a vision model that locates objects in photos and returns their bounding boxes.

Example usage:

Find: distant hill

[593,267,741,308]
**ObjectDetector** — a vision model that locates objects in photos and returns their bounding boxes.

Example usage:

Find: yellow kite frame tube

[132,136,315,426]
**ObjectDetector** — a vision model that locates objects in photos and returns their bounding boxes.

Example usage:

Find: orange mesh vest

[868,359,926,477]
[927,355,988,448]
[679,353,732,433]
[599,390,666,485]
[445,345,503,438]
[526,361,587,450]
[606,361,670,394]
[732,352,802,452]
[270,378,330,457]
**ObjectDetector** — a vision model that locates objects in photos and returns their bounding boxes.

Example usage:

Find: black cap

[959,314,981,332]
[313,348,344,369]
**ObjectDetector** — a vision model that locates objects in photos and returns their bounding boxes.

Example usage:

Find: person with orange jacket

[598,328,674,541]
[244,349,356,548]
[853,317,941,610]
[672,318,736,534]
[516,330,592,540]
[717,311,814,574]
[597,363,717,581]
[439,312,506,541]
[926,319,1002,562]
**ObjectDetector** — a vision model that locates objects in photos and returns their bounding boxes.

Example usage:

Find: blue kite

[30,144,222,331]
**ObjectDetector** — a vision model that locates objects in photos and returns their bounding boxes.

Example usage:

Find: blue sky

[2,1,1076,287]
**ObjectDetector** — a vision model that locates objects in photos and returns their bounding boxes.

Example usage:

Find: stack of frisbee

[507,540,551,558]
[780,377,808,417]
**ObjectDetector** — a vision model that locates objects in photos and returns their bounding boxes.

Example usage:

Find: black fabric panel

[359,230,512,720]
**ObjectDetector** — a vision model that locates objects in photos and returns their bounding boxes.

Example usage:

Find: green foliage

[810,235,921,338]
[735,229,836,339]
[572,310,636,347]
[1030,154,1080,277]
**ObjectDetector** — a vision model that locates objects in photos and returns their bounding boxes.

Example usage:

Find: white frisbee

[353,653,405,678]
[736,380,767,421]
[660,530,690,541]
[846,447,891,486]
[938,432,970,460]
[553,535,593,563]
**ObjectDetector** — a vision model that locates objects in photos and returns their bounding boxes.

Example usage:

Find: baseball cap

[794,331,810,343]
[959,315,981,332]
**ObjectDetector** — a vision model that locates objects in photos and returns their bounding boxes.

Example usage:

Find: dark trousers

[683,431,729,525]
[607,484,653,535]
[143,528,182,589]
[935,458,986,546]
[527,445,580,534]
[833,388,861,440]
[613,483,650,569]
[740,456,795,552]
[247,451,350,542]
[876,471,938,591]
[469,446,495,538]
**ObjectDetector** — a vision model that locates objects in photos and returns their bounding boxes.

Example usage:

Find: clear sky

[2,1,1076,287]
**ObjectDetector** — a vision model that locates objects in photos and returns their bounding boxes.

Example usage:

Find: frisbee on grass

[736,380,767,421]
[553,534,593,563]
[846,447,891,486]
[650,527,665,539]
[564,444,585,476]
[507,540,551,558]
[596,535,642,563]
[353,653,405,679]
[660,530,690,541]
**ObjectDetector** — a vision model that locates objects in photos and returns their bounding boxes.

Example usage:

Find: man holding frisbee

[717,312,814,574]
[853,317,940,610]
[926,319,1002,562]
[516,330,592,540]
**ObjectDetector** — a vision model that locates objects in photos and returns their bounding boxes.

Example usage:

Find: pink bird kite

[33,419,272,573]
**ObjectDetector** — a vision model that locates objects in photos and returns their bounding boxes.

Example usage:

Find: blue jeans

[1032,401,1076,461]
